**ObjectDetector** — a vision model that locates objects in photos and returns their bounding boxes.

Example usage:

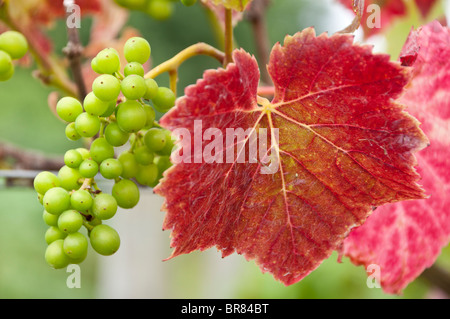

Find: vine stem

[223,8,234,66]
[144,42,224,80]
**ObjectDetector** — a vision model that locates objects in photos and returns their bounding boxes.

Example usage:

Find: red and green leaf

[155,28,428,285]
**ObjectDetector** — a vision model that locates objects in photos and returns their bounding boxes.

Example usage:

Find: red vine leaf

[343,21,450,294]
[154,28,428,285]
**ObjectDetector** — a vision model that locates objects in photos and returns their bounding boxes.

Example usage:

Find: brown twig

[0,142,64,171]
[337,0,365,34]
[420,264,450,297]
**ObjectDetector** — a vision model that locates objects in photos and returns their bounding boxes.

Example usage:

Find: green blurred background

[0,0,449,299]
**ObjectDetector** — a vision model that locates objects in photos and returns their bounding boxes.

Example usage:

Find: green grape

[104,122,130,147]
[121,74,147,100]
[156,129,176,155]
[45,239,71,269]
[92,74,121,102]
[116,100,147,133]
[118,152,139,179]
[70,189,93,212]
[154,155,172,175]
[147,0,174,20]
[143,78,158,100]
[83,92,110,116]
[64,149,83,168]
[43,210,59,227]
[45,226,67,244]
[123,37,151,64]
[135,163,158,186]
[0,50,12,74]
[63,232,88,259]
[56,97,83,122]
[65,122,81,141]
[124,62,145,77]
[0,62,14,81]
[90,137,115,164]
[100,158,123,179]
[181,0,197,6]
[76,148,91,160]
[100,100,117,117]
[95,48,121,74]
[143,104,156,128]
[91,57,102,74]
[37,193,44,205]
[112,179,140,209]
[74,112,101,138]
[90,224,121,256]
[57,210,83,234]
[92,193,118,220]
[79,159,99,178]
[134,145,154,165]
[144,128,167,151]
[0,31,28,60]
[33,171,60,195]
[152,87,175,112]
[58,165,82,191]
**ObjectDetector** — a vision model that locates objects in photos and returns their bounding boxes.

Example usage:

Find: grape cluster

[0,30,28,82]
[35,36,175,269]
[113,0,197,20]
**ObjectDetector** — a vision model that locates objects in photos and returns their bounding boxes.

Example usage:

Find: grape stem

[223,8,234,66]
[144,43,225,80]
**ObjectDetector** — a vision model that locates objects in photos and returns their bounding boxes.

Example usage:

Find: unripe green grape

[100,100,116,118]
[64,149,83,168]
[37,193,44,205]
[83,91,110,116]
[33,171,60,195]
[65,122,81,141]
[43,210,59,227]
[100,158,123,179]
[90,137,115,164]
[63,232,88,259]
[152,87,175,112]
[104,122,130,147]
[118,152,139,179]
[95,48,121,74]
[143,104,156,128]
[90,224,121,256]
[135,163,158,186]
[112,179,140,209]
[0,50,12,74]
[0,63,14,81]
[56,97,83,122]
[57,210,83,234]
[70,189,93,212]
[124,62,145,77]
[45,226,67,244]
[154,155,172,174]
[116,100,147,133]
[91,57,102,74]
[92,74,121,102]
[45,239,71,269]
[92,193,118,220]
[143,78,158,100]
[0,31,28,60]
[121,74,147,100]
[79,159,99,178]
[134,145,154,165]
[144,128,167,151]
[76,148,91,160]
[75,112,101,138]
[156,129,176,155]
[123,37,151,64]
[147,0,174,21]
[58,165,82,191]
[181,0,197,6]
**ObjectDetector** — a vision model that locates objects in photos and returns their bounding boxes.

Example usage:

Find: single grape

[64,149,83,168]
[123,37,151,64]
[76,148,91,160]
[144,128,167,151]
[0,50,12,74]
[124,62,145,77]
[134,145,154,165]
[92,74,121,102]
[58,165,82,191]
[70,189,93,212]
[79,159,99,178]
[63,232,88,259]
[0,62,14,81]
[45,239,71,269]
[90,137,115,164]
[43,187,71,215]
[181,0,197,6]
[58,210,83,234]
[74,112,101,138]
[112,179,140,209]
[95,48,121,74]
[99,158,123,179]
[37,193,44,205]
[152,87,175,112]
[83,92,110,116]
[118,152,139,179]
[104,121,130,147]
[143,78,158,100]
[0,30,28,60]
[65,122,81,141]
[147,0,174,21]
[56,97,83,122]
[43,210,59,227]
[91,57,102,74]
[45,226,67,244]
[89,224,121,256]
[92,193,118,220]
[33,171,60,195]
[121,74,147,100]
[135,163,158,186]
[155,129,176,156]
[143,104,156,129]
[100,100,117,117]
[116,100,147,133]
